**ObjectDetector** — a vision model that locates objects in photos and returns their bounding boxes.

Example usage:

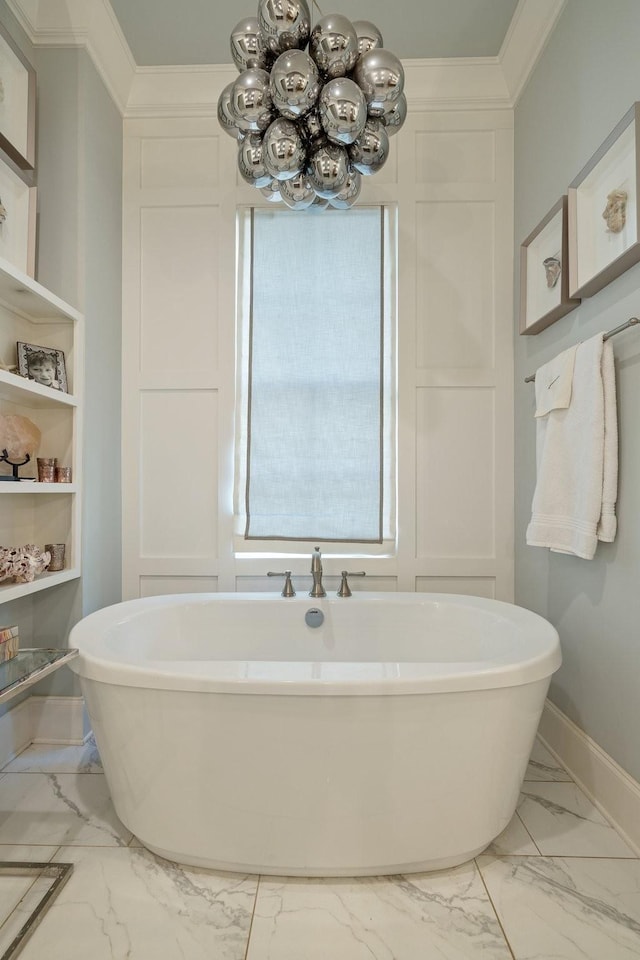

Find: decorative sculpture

[543,254,562,289]
[602,188,628,233]
[0,545,51,584]
[0,414,40,481]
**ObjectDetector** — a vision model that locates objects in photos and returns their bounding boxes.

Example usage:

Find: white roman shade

[235,205,395,544]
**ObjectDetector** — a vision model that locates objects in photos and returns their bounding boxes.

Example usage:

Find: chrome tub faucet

[309,547,326,598]
[267,570,295,597]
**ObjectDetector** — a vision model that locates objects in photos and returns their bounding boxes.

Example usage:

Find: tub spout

[309,547,326,598]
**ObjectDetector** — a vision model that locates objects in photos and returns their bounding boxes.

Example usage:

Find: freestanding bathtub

[69,592,560,877]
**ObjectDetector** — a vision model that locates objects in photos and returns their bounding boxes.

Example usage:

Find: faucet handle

[337,570,366,598]
[267,570,296,597]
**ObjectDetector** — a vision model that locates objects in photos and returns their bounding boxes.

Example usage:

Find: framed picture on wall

[0,21,36,183]
[520,196,580,335]
[568,102,640,299]
[0,160,36,276]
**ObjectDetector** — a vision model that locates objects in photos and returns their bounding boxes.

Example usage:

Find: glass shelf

[0,648,78,705]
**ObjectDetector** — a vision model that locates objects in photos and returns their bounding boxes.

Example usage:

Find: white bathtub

[69,592,560,877]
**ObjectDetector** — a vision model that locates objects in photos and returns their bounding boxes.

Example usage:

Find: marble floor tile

[247,862,512,960]
[0,848,62,949]
[478,855,640,959]
[517,782,637,857]
[486,812,539,856]
[11,846,258,960]
[0,874,42,930]
[0,773,131,848]
[2,737,102,774]
[524,739,572,781]
[0,874,56,956]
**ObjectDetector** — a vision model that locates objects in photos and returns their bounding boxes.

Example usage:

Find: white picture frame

[568,102,640,299]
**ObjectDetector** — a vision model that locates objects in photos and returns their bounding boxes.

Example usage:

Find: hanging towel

[534,344,578,418]
[526,332,618,560]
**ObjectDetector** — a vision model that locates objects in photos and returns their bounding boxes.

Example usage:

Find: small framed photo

[520,196,580,335]
[0,20,36,183]
[16,341,68,393]
[568,102,640,299]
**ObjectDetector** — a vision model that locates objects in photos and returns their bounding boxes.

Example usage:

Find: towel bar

[524,316,640,382]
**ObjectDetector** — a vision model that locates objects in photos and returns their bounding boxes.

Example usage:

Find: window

[235,205,396,548]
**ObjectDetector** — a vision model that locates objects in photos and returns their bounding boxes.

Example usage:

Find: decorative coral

[0,545,51,584]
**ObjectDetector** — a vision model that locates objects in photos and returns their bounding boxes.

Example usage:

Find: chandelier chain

[311,0,325,19]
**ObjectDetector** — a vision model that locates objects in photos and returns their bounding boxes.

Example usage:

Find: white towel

[534,344,578,418]
[526,332,618,560]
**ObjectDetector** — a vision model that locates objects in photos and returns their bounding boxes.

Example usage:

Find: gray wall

[33,47,123,695]
[0,5,123,701]
[514,0,640,781]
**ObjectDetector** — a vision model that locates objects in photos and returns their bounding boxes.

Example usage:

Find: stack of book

[0,625,19,662]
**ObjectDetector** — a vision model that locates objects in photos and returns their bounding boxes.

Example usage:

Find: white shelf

[0,255,82,323]
[0,255,84,607]
[0,569,80,603]
[0,483,78,493]
[0,369,78,408]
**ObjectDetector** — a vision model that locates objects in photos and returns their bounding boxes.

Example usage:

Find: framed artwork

[520,196,580,335]
[16,341,68,393]
[0,159,36,276]
[0,21,36,183]
[568,102,640,299]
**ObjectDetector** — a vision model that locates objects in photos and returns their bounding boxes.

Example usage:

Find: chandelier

[217,1,406,210]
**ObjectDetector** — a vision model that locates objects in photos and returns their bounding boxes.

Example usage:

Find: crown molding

[7,0,565,117]
[6,0,136,114]
[126,64,235,119]
[126,59,513,118]
[499,0,567,104]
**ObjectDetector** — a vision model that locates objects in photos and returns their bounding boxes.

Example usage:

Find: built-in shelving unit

[0,254,83,605]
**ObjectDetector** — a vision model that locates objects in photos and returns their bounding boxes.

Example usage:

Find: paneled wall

[122,101,514,599]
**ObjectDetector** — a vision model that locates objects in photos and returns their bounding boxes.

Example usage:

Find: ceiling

[109,0,521,67]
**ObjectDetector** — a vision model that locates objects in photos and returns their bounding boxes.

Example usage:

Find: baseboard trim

[0,696,86,767]
[31,696,86,745]
[0,698,33,769]
[539,699,640,854]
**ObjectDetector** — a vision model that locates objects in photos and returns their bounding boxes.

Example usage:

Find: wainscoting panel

[140,204,219,377]
[235,576,398,593]
[416,577,496,598]
[141,135,220,189]
[416,386,495,559]
[122,103,513,599]
[415,200,495,370]
[140,389,218,558]
[140,576,219,596]
[415,130,496,184]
